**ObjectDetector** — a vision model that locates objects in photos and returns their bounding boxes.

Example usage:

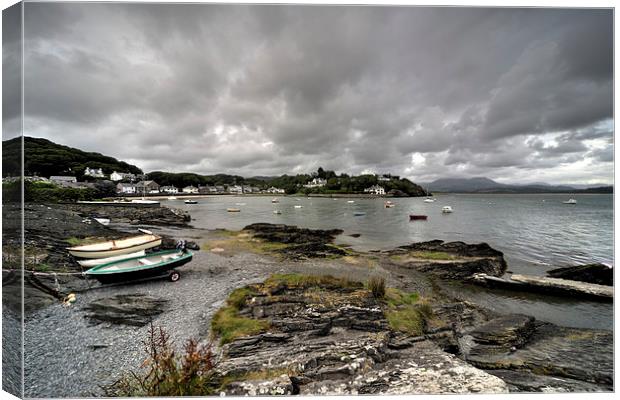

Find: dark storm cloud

[15,3,613,184]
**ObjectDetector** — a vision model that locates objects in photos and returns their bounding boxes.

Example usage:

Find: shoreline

[5,203,613,396]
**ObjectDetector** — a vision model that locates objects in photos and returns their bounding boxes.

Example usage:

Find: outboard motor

[176,239,187,253]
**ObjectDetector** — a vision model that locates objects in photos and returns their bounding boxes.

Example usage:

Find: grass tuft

[367,276,386,299]
[211,307,270,345]
[383,288,432,336]
[410,251,456,260]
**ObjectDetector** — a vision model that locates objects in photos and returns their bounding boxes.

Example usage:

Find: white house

[267,186,286,194]
[304,178,327,188]
[84,167,105,178]
[182,185,199,194]
[364,185,385,195]
[228,185,243,194]
[110,171,136,182]
[116,183,137,194]
[160,185,179,194]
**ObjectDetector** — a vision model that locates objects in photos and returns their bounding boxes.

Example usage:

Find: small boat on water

[78,250,146,267]
[384,201,395,208]
[184,199,198,204]
[273,210,282,215]
[424,198,436,203]
[227,208,241,212]
[353,212,366,216]
[67,234,162,259]
[442,206,453,213]
[347,200,355,204]
[93,217,111,226]
[271,198,280,203]
[409,215,428,220]
[563,199,577,204]
[294,205,303,209]
[84,249,193,284]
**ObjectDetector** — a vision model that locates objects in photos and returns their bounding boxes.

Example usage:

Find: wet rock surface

[243,223,346,259]
[82,294,169,326]
[546,263,613,286]
[58,203,191,226]
[390,240,507,279]
[216,279,508,395]
[460,314,613,391]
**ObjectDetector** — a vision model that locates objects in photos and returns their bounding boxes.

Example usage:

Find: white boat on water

[273,210,282,214]
[184,199,198,204]
[347,200,355,204]
[67,234,162,259]
[78,250,146,267]
[424,198,436,203]
[563,199,577,204]
[384,201,395,208]
[442,206,453,213]
[93,217,110,226]
[294,205,303,209]
[272,198,280,203]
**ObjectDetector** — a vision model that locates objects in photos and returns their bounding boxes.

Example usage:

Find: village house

[267,186,286,194]
[182,185,199,194]
[199,185,218,194]
[50,176,77,186]
[304,178,327,188]
[215,185,226,193]
[228,185,243,194]
[364,184,386,195]
[116,183,137,194]
[84,167,105,178]
[135,180,160,194]
[160,185,178,194]
[110,171,137,182]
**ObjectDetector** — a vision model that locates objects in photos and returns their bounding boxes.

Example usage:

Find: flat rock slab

[546,263,613,286]
[470,273,613,301]
[461,315,613,391]
[82,294,168,326]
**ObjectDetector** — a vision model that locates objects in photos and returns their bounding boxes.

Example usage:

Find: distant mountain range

[421,177,613,194]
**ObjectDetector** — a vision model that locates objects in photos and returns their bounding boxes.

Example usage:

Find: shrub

[367,276,386,299]
[105,324,217,396]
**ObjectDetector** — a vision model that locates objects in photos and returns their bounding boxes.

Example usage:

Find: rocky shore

[5,206,613,396]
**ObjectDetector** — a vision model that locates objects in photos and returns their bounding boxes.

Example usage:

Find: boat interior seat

[139,259,155,266]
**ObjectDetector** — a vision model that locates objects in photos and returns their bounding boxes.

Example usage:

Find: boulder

[82,294,168,326]
[546,263,613,286]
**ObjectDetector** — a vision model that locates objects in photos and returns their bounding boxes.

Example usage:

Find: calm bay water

[172,193,613,274]
[166,193,614,330]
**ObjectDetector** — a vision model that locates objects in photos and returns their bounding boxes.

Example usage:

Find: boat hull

[68,237,162,259]
[77,250,146,267]
[85,250,193,284]
[409,215,428,220]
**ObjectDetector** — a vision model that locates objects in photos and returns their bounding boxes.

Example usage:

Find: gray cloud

[5,3,613,185]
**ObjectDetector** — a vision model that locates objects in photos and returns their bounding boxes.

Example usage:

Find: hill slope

[422,177,611,194]
[2,136,143,178]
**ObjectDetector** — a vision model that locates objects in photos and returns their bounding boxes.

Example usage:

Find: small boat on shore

[563,199,577,204]
[424,197,436,203]
[184,199,198,204]
[84,249,193,284]
[442,206,453,213]
[409,215,428,220]
[78,250,146,267]
[67,234,162,259]
[227,208,241,212]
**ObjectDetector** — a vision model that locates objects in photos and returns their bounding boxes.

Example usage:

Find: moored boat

[563,198,577,204]
[424,197,436,203]
[409,215,428,220]
[84,249,193,284]
[442,206,453,213]
[185,199,198,204]
[384,201,395,208]
[347,200,355,204]
[67,234,162,259]
[271,198,280,203]
[273,210,282,215]
[227,208,241,212]
[294,205,303,209]
[353,211,366,216]
[77,250,146,267]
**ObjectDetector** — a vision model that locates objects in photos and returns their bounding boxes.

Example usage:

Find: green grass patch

[264,273,361,290]
[410,251,456,260]
[385,288,419,307]
[65,237,84,246]
[386,308,425,336]
[211,306,270,345]
[383,288,432,336]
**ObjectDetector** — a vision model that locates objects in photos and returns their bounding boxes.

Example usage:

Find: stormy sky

[2,3,614,184]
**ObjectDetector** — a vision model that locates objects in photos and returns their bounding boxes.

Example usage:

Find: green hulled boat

[84,249,193,284]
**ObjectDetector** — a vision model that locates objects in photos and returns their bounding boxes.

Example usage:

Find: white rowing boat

[77,250,146,267]
[67,234,162,259]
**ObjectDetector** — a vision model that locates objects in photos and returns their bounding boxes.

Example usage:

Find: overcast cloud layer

[2,4,613,184]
